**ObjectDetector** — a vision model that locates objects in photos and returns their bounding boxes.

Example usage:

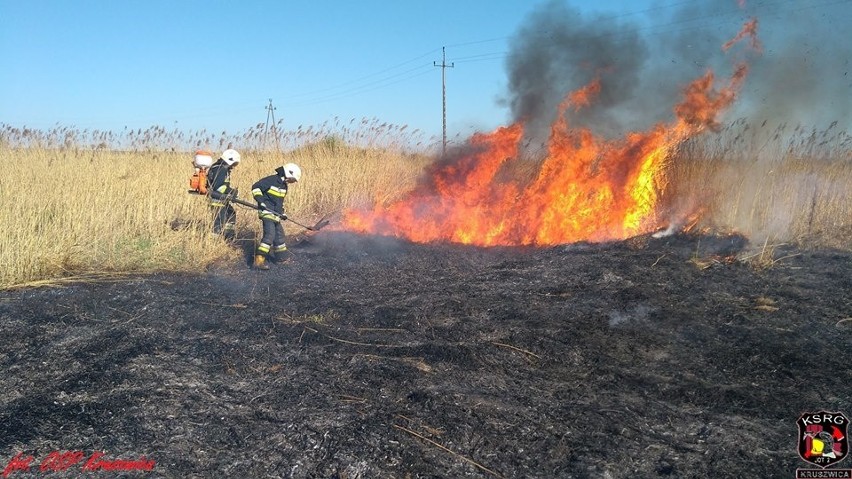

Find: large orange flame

[343,23,757,246]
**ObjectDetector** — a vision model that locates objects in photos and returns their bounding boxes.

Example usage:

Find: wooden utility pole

[434,46,454,157]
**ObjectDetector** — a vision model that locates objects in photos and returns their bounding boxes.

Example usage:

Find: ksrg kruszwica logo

[798,411,848,469]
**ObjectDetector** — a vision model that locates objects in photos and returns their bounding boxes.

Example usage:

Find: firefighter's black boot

[272,248,290,264]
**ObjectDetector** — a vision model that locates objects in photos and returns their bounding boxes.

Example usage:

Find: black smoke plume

[502,0,851,142]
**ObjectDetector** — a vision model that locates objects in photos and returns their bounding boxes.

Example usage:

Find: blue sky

[2,0,850,145]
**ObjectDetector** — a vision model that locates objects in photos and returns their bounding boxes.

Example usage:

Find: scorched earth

[0,231,850,478]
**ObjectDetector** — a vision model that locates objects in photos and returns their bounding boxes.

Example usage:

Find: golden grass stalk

[1,120,849,288]
[0,127,429,288]
[664,120,852,250]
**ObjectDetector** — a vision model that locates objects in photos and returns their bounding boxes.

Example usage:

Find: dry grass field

[0,120,849,288]
[0,122,431,288]
[0,121,850,477]
[665,120,852,251]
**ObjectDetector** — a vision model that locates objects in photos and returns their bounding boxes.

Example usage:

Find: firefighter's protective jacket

[251,174,289,221]
[207,160,236,206]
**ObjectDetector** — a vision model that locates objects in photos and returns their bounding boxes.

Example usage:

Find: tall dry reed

[664,119,852,249]
[1,119,848,288]
[0,121,431,288]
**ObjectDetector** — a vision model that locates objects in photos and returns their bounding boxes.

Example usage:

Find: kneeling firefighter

[207,149,241,241]
[251,163,302,270]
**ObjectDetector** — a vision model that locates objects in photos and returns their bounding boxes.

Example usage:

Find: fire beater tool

[226,197,331,231]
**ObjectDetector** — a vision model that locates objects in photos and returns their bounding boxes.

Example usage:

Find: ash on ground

[1,232,850,478]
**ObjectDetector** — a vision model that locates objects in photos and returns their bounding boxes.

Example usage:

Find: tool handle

[227,196,319,230]
[228,197,260,210]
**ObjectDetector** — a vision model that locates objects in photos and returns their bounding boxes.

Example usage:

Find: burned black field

[1,232,850,478]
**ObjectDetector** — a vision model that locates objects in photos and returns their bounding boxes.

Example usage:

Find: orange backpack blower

[189,150,213,195]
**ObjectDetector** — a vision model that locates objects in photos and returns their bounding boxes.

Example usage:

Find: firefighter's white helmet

[193,150,213,168]
[282,163,302,182]
[221,149,241,166]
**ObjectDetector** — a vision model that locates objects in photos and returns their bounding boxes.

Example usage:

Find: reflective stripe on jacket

[251,174,288,221]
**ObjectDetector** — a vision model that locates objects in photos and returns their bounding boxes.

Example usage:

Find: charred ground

[0,232,850,478]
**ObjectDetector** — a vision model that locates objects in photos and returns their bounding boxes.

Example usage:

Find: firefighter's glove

[278,212,288,220]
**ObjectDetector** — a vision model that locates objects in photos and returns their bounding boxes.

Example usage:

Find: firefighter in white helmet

[206,148,242,241]
[250,163,302,270]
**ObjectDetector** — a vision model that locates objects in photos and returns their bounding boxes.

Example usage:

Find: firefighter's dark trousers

[256,218,288,259]
[212,204,236,241]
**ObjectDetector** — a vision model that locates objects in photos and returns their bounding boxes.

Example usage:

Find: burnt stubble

[1,232,850,478]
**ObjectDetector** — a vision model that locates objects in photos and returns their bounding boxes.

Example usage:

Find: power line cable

[444,0,851,68]
[47,0,850,131]
[267,0,759,107]
[283,64,436,107]
[276,49,441,102]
